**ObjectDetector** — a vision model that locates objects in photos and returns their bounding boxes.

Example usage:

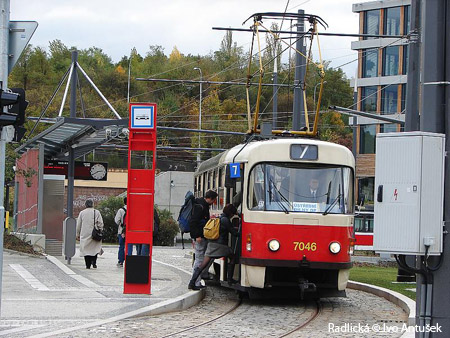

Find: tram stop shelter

[14,116,128,255]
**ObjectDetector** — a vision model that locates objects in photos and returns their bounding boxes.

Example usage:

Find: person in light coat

[76,199,104,269]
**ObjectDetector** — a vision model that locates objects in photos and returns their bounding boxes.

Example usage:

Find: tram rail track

[159,296,243,338]
[278,300,322,337]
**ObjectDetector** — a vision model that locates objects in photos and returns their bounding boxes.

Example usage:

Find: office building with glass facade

[351,0,410,214]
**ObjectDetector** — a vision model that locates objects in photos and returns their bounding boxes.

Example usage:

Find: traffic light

[8,88,28,126]
[0,87,28,141]
[0,89,20,126]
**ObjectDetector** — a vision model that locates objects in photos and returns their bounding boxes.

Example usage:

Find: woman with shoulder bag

[76,199,104,269]
[188,204,239,290]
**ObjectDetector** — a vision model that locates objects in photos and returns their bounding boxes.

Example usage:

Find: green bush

[154,207,179,246]
[97,196,124,243]
[96,198,179,246]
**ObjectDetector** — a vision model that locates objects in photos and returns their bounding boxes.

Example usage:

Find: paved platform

[0,245,202,337]
[0,246,416,337]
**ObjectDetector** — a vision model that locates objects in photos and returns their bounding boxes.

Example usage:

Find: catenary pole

[292,9,305,131]
[0,0,10,316]
[405,0,421,132]
[397,0,419,290]
[416,0,449,336]
[272,58,278,129]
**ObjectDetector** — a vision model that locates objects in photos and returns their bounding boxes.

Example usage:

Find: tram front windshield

[248,163,353,214]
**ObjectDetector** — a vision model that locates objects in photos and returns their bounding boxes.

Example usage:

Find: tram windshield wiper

[268,179,290,214]
[323,193,342,215]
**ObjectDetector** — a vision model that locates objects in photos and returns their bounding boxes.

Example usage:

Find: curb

[34,254,205,338]
[4,248,45,258]
[348,280,415,326]
[29,289,205,338]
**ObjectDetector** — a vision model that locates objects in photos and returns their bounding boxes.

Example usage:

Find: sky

[10,0,360,78]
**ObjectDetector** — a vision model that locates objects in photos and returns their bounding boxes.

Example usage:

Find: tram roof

[196,138,354,174]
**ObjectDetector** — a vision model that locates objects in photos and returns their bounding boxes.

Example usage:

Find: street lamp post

[127,48,136,104]
[313,81,327,112]
[194,67,202,167]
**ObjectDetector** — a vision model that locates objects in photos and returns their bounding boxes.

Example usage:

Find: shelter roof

[16,117,128,160]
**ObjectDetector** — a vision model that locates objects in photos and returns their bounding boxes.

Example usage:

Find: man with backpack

[189,190,218,289]
[114,197,127,267]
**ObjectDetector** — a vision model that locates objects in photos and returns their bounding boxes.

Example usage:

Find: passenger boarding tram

[194,137,355,298]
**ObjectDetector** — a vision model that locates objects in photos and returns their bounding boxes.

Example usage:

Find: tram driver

[303,175,325,204]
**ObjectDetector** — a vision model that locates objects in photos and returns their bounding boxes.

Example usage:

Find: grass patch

[350,264,416,300]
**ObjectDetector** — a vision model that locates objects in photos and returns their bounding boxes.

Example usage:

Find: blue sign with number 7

[229,163,240,178]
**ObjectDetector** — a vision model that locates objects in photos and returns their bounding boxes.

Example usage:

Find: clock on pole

[90,163,107,180]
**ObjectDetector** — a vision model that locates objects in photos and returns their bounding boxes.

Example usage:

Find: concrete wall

[154,171,194,218]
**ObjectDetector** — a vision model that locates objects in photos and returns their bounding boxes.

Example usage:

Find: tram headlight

[268,239,280,252]
[329,242,341,254]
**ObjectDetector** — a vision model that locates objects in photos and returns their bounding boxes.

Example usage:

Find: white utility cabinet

[373,132,445,255]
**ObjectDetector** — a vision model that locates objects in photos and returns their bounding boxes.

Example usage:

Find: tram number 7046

[293,241,317,251]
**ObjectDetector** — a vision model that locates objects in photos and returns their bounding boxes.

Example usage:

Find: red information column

[124,103,157,294]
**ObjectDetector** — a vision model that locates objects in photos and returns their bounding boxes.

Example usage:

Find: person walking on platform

[114,197,127,267]
[189,190,218,289]
[76,199,104,269]
[188,204,239,290]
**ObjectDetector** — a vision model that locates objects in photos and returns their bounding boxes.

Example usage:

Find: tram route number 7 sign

[229,163,240,178]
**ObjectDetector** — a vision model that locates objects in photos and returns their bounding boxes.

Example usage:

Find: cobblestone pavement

[64,248,409,338]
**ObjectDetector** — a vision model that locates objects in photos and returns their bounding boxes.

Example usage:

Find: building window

[381,85,398,114]
[362,49,378,78]
[401,83,406,112]
[383,46,399,76]
[404,5,411,34]
[361,86,378,112]
[360,125,376,154]
[358,177,375,209]
[364,10,380,39]
[380,123,398,133]
[384,7,401,36]
[402,45,409,74]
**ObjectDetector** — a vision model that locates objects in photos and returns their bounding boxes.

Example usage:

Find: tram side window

[354,214,374,232]
[194,176,199,197]
[213,169,217,190]
[248,165,265,210]
[202,174,206,196]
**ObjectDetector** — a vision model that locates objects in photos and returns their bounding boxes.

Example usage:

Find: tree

[264,23,283,73]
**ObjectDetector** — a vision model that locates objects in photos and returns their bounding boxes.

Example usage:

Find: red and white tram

[194,137,355,298]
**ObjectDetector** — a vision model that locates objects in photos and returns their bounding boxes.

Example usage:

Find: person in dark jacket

[188,204,239,290]
[189,190,218,289]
